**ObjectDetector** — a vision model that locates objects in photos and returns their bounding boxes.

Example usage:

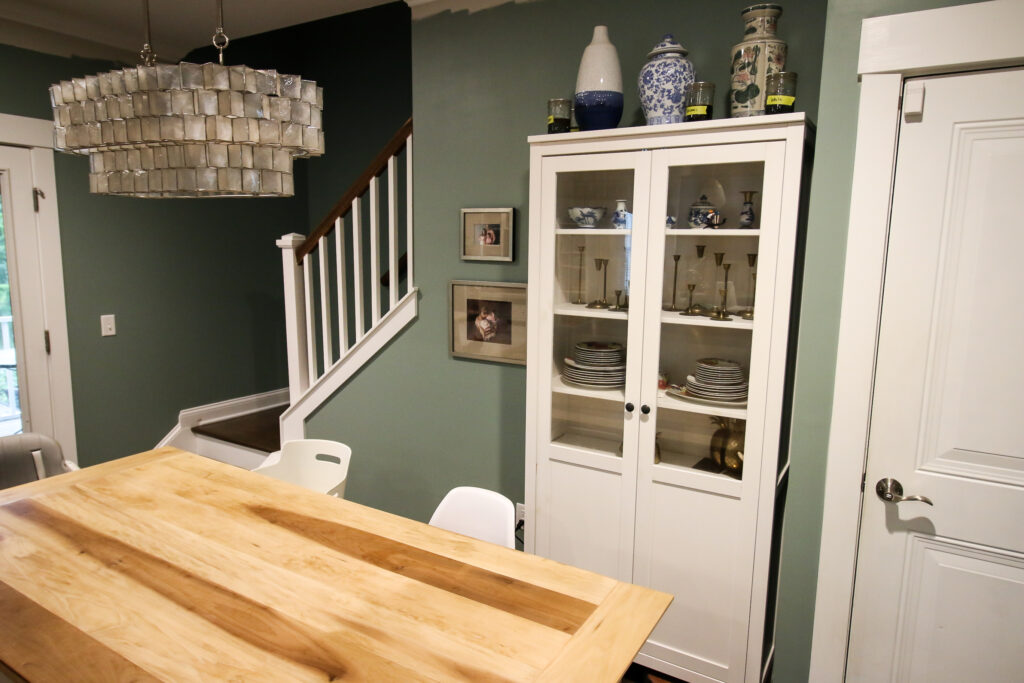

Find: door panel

[848,68,1024,680]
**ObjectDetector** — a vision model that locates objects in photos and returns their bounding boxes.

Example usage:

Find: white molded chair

[253,439,351,498]
[429,486,515,548]
[0,433,78,489]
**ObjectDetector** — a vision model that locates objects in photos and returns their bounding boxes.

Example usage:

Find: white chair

[253,439,351,498]
[0,433,78,489]
[429,486,515,548]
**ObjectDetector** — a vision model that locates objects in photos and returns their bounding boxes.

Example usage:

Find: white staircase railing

[278,119,416,441]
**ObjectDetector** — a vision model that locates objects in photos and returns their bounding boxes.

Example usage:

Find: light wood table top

[0,448,670,682]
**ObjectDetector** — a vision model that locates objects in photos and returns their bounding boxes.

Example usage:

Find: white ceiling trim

[405,0,543,21]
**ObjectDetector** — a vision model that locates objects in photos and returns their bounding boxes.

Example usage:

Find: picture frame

[449,280,527,365]
[460,208,514,262]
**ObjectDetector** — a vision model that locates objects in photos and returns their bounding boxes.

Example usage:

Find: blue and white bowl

[568,207,607,227]
[666,215,678,229]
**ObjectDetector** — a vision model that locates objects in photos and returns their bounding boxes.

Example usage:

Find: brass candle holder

[740,252,757,320]
[710,254,732,321]
[663,254,682,311]
[681,245,708,316]
[586,258,610,309]
[574,245,586,305]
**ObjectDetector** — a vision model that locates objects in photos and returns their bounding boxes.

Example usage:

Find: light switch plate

[100,314,116,336]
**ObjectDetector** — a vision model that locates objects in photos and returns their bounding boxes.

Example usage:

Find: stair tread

[192,405,286,454]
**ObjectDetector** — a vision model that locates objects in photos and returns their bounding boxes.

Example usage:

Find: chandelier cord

[138,0,157,66]
[212,0,230,65]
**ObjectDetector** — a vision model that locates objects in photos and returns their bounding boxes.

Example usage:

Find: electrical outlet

[100,314,116,337]
[515,503,526,526]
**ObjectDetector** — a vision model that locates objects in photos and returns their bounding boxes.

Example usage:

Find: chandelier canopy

[48,1,324,198]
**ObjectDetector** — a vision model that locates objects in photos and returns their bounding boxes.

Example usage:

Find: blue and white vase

[638,34,695,126]
[574,26,623,131]
[740,190,757,227]
[612,199,632,229]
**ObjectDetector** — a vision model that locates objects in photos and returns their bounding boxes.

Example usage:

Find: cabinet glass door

[533,151,650,581]
[633,141,787,680]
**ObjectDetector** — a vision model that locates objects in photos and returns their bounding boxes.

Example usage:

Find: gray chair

[0,433,78,489]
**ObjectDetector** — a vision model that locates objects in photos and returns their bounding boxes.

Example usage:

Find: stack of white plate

[561,341,625,388]
[683,358,747,402]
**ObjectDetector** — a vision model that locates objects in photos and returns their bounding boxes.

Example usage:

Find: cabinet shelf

[555,303,629,320]
[666,228,761,237]
[551,373,625,402]
[656,448,744,497]
[656,388,747,419]
[555,227,632,236]
[660,310,754,329]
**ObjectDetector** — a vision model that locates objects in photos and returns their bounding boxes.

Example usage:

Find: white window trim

[809,1,1024,680]
[0,112,78,465]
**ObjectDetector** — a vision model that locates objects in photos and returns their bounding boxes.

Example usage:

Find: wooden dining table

[0,447,670,682]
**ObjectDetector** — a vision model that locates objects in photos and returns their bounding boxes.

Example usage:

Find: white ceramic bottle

[574,26,623,131]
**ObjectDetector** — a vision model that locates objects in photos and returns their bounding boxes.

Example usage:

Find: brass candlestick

[611,289,624,311]
[741,252,757,320]
[663,254,682,311]
[680,283,698,316]
[586,258,610,309]
[709,252,725,316]
[573,245,586,305]
[683,245,709,316]
[711,262,732,321]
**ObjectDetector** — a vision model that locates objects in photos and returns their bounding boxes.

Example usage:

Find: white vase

[574,26,623,131]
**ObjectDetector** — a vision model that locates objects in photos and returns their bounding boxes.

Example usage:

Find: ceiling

[0,0,397,63]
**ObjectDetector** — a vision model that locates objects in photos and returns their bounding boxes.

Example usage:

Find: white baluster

[334,216,348,353]
[388,155,398,308]
[302,254,316,382]
[277,233,309,402]
[406,133,414,290]
[369,176,381,326]
[318,235,332,369]
[351,198,365,341]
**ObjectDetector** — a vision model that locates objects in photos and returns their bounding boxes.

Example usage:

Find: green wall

[307,0,827,533]
[772,0,988,680]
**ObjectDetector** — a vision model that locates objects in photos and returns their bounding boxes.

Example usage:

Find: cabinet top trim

[528,113,809,147]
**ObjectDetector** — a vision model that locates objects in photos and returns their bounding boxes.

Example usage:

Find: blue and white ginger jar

[638,34,695,126]
[574,26,623,131]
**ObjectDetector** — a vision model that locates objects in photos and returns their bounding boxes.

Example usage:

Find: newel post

[277,233,309,403]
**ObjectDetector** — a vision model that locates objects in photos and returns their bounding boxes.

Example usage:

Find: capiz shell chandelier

[48,0,324,198]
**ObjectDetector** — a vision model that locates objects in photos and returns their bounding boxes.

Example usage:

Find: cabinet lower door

[531,151,652,582]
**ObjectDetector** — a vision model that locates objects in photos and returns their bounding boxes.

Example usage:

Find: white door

[847,68,1024,681]
[0,144,75,462]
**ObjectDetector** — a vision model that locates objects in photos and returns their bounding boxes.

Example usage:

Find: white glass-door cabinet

[524,114,808,683]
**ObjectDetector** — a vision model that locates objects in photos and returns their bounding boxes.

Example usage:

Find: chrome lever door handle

[875,477,933,506]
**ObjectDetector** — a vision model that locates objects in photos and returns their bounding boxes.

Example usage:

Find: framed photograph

[449,280,527,365]
[460,208,514,262]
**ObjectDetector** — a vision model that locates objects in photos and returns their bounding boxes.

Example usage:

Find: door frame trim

[0,113,77,465]
[809,1,1024,679]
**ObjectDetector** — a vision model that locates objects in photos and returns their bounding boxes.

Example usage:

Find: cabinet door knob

[625,403,635,413]
[641,404,651,415]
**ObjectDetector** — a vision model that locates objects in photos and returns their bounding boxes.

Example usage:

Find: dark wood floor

[621,663,688,683]
[191,404,286,453]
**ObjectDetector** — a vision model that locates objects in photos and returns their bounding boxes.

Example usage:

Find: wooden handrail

[297,117,413,262]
